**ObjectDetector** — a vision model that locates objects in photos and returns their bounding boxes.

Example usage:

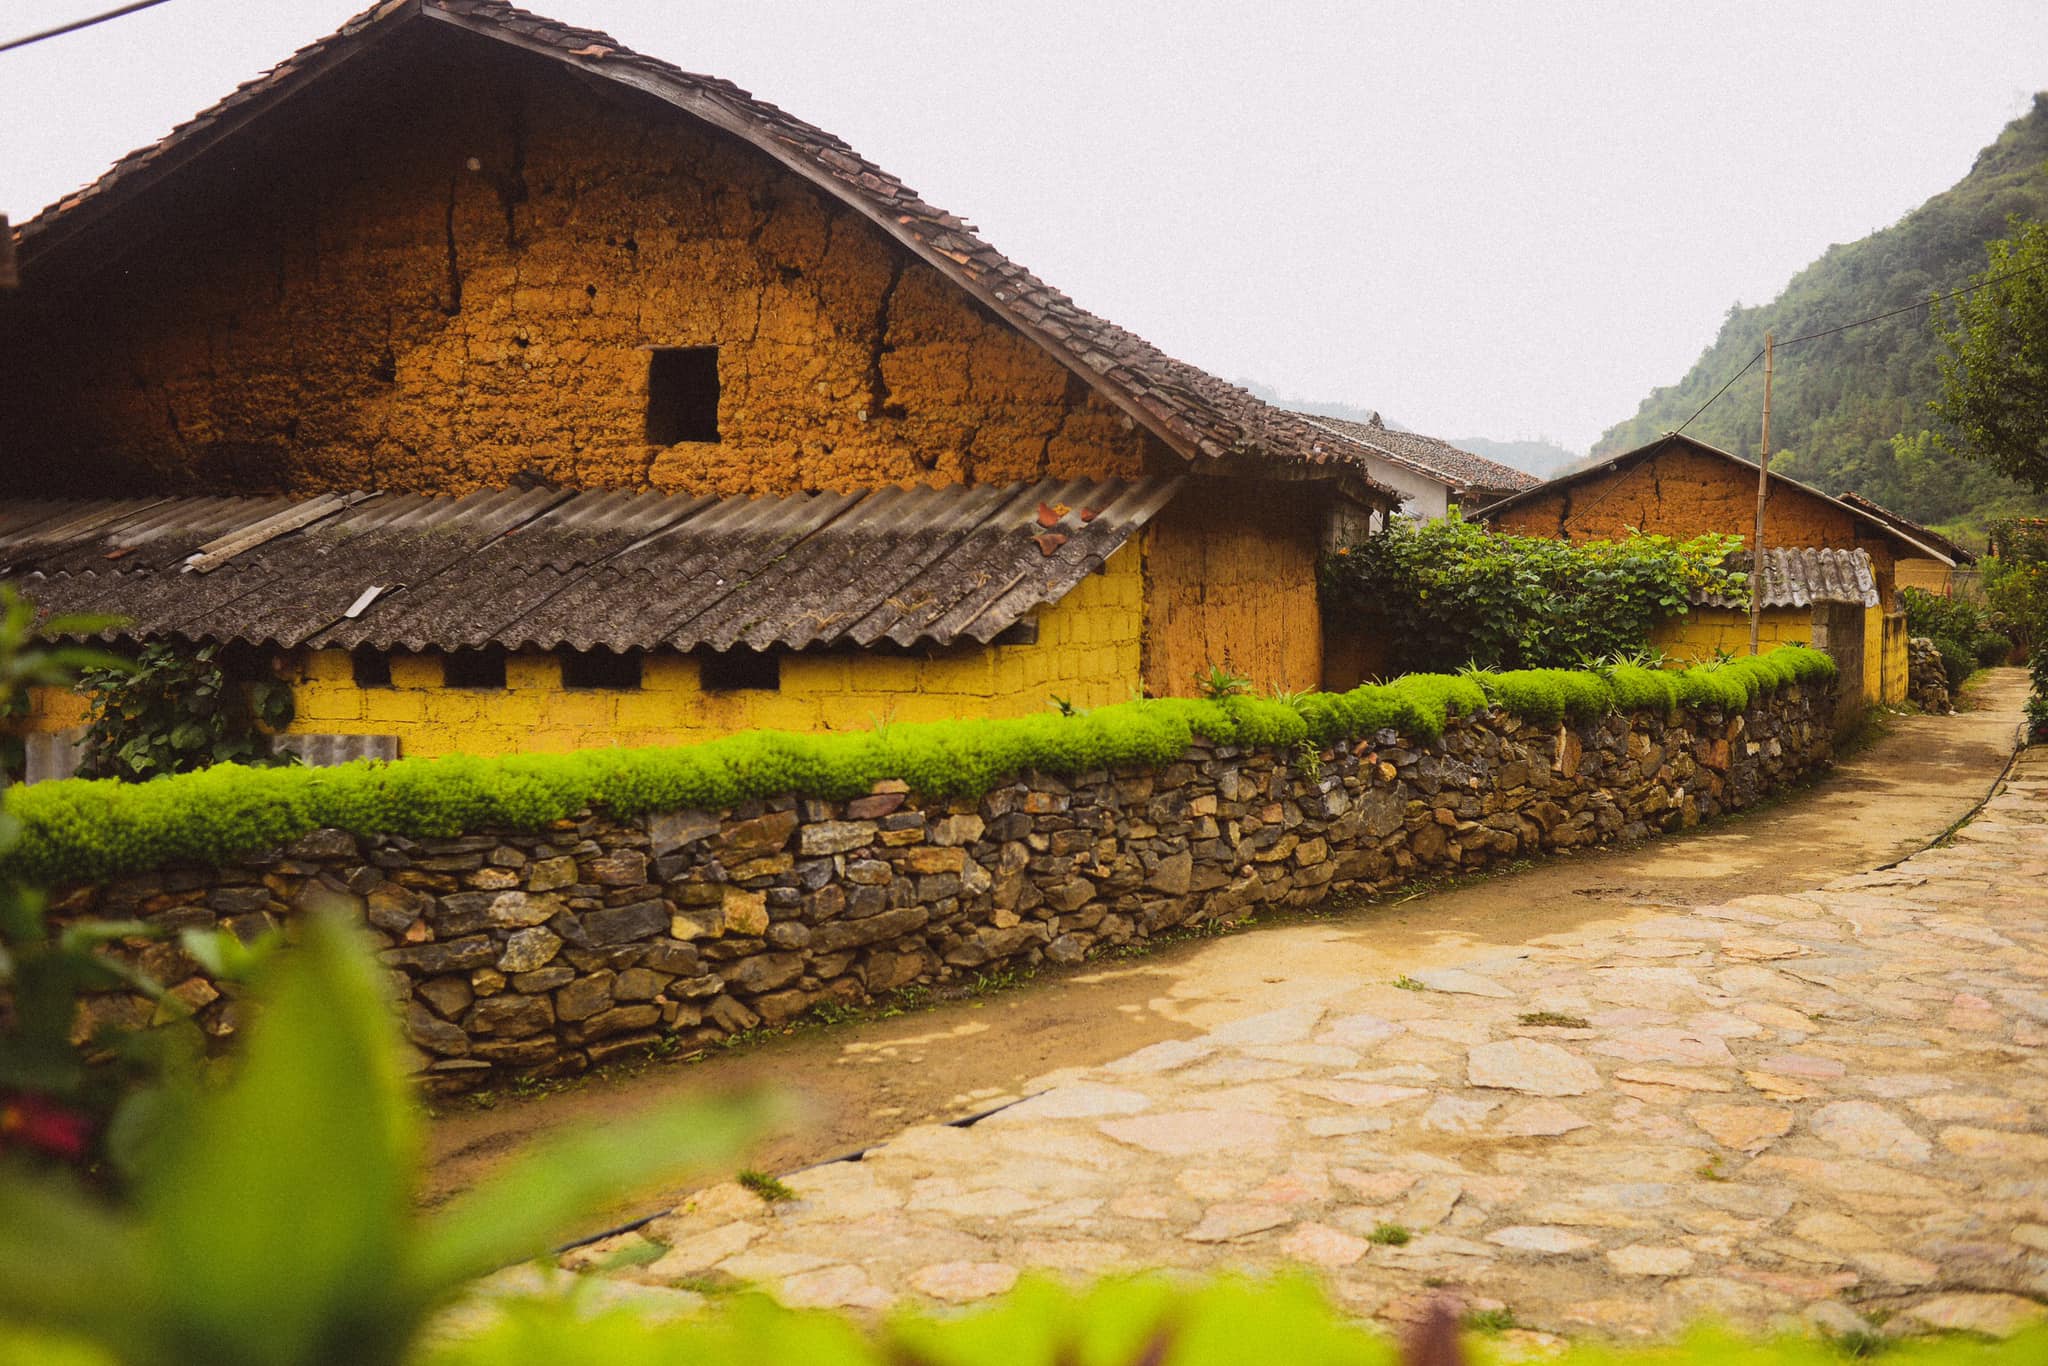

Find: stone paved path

[573,750,2048,1343]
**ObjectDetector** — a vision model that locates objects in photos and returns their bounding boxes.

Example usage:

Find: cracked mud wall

[0,36,1161,497]
[1487,445,1901,600]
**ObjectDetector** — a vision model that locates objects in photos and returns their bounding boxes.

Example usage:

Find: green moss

[2,646,1836,886]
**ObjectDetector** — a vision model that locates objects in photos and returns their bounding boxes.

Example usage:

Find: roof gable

[11,0,1390,496]
[1291,412,1539,496]
[1476,433,1957,566]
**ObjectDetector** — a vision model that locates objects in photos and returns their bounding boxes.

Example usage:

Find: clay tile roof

[1288,412,1540,497]
[9,0,1393,498]
[0,480,1180,654]
[1691,547,1879,610]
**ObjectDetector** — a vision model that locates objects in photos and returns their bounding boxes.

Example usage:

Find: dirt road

[424,670,2028,1224]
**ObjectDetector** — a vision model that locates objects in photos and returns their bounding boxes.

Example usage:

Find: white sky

[3,0,2043,452]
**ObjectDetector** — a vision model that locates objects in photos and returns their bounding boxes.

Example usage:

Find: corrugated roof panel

[1693,547,1878,610]
[1,479,1182,655]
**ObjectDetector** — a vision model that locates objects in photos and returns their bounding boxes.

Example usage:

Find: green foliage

[1596,98,2048,538]
[737,1169,796,1204]
[1,648,1837,888]
[0,591,250,1185]
[0,913,768,1366]
[1934,216,2048,493]
[1193,663,1251,700]
[1901,587,2012,689]
[1321,511,1748,673]
[77,643,296,783]
[1986,519,2048,739]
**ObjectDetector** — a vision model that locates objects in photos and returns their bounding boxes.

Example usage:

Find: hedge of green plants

[0,647,1836,887]
[426,1278,2047,1366]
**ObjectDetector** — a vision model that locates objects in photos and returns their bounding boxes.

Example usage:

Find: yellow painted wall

[1652,605,1904,708]
[1875,607,1909,706]
[1895,559,1953,595]
[1651,607,1812,663]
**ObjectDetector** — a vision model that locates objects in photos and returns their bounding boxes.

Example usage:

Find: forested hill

[1593,92,2048,542]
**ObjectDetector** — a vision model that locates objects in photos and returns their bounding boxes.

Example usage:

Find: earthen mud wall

[1,35,1163,498]
[61,683,1833,1090]
[1488,446,1900,597]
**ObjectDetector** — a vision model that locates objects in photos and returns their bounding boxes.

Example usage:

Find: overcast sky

[4,1,2044,452]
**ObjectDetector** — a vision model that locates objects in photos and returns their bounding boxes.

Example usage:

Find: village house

[1836,492,1979,597]
[1292,411,1538,524]
[0,0,1400,766]
[1478,432,1962,714]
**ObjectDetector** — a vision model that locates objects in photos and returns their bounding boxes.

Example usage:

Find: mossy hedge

[0,647,1836,887]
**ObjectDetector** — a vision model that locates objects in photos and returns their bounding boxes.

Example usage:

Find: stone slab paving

[574,752,2048,1342]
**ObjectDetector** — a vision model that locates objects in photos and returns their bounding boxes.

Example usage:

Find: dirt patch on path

[423,670,2027,1223]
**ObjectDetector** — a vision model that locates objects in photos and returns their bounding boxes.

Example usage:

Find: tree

[1933,217,2048,492]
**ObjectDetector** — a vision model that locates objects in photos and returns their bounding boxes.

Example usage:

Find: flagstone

[1411,968,1516,998]
[1808,1101,1932,1163]
[1938,1125,2048,1163]
[982,1081,1151,1122]
[1688,1104,1794,1152]
[1098,1109,1290,1156]
[1606,1244,1695,1276]
[1487,1225,1597,1254]
[908,1261,1018,1303]
[1468,1038,1602,1096]
[1279,1222,1369,1267]
[1184,1201,1295,1243]
[1900,1293,2047,1338]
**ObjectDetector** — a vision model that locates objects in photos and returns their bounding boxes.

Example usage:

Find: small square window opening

[561,648,642,690]
[645,346,720,444]
[351,648,392,688]
[443,648,506,690]
[700,648,779,692]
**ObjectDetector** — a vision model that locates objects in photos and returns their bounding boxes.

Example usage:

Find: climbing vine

[1321,512,1749,674]
[77,642,295,782]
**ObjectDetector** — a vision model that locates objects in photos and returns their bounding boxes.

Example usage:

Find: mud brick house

[0,0,1398,764]
[1292,410,1538,524]
[1478,433,1962,710]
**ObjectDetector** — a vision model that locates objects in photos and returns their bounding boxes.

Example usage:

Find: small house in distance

[1477,433,1963,712]
[1292,411,1539,523]
[0,0,1401,767]
[1836,493,1979,597]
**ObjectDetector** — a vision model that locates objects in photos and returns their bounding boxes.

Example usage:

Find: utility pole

[1747,331,1774,656]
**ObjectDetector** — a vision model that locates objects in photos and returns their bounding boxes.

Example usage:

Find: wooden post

[1747,331,1774,656]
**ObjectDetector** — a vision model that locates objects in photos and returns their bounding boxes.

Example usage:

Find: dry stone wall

[60,685,1832,1091]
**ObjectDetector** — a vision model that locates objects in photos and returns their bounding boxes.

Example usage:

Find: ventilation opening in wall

[562,648,642,690]
[444,648,506,690]
[645,346,720,444]
[700,648,778,692]
[351,648,392,688]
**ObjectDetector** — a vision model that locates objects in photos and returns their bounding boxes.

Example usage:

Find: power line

[1673,253,2048,437]
[0,0,174,55]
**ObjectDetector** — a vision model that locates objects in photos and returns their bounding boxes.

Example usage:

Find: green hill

[1593,93,2048,546]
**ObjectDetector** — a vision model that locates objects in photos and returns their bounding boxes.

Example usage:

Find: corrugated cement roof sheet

[0,478,1180,654]
[1693,547,1879,610]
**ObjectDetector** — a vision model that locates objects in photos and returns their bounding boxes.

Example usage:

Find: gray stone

[556,972,616,1023]
[584,899,668,947]
[799,821,878,856]
[497,927,562,974]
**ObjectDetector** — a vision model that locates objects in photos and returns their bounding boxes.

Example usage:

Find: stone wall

[60,684,1833,1091]
[1907,636,1952,714]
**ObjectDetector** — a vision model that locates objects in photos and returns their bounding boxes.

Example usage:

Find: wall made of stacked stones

[60,684,1832,1090]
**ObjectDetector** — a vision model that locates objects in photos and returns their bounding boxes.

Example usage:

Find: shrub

[1901,587,2011,688]
[0,648,1837,887]
[1320,512,1748,673]
[76,642,296,782]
